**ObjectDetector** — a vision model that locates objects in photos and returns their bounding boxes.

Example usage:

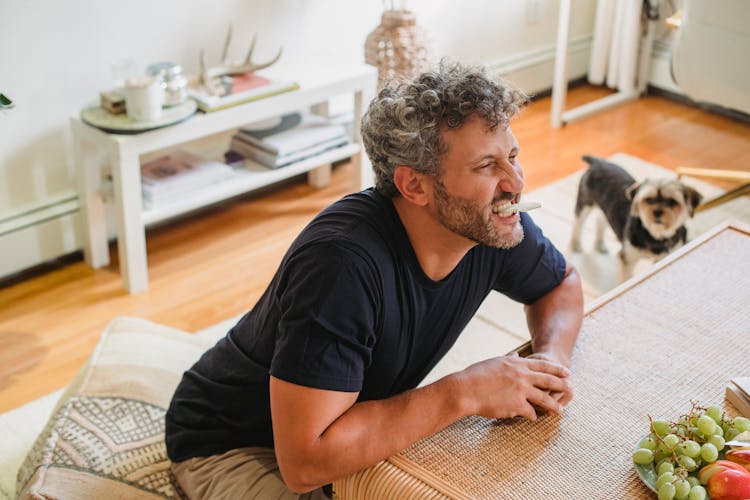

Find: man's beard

[432,177,524,249]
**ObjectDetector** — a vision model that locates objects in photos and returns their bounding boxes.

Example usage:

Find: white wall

[0,0,597,278]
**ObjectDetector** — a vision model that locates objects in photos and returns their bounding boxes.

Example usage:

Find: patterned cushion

[16,317,214,499]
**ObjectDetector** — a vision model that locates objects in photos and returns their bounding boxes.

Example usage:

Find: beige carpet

[1,153,748,498]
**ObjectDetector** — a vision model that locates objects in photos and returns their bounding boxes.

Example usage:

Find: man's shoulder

[296,188,397,250]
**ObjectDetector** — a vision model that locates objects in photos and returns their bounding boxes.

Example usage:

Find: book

[188,72,299,112]
[229,133,349,169]
[140,150,234,207]
[237,112,349,157]
[726,377,750,418]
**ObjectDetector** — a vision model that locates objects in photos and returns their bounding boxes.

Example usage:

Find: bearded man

[165,60,583,500]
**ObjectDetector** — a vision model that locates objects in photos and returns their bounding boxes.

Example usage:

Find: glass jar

[146,62,189,107]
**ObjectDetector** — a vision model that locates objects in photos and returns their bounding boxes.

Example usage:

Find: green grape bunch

[632,402,750,500]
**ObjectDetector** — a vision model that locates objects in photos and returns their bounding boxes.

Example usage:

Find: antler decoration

[199,25,283,95]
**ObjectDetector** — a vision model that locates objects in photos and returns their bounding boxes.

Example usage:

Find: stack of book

[229,112,349,169]
[727,377,750,417]
[140,150,234,209]
[189,72,299,113]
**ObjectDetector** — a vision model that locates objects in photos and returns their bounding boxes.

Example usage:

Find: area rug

[1,153,748,499]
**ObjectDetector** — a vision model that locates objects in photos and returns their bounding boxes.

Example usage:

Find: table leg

[109,144,149,293]
[307,102,332,188]
[354,88,374,190]
[308,163,332,188]
[550,0,572,128]
[71,118,110,268]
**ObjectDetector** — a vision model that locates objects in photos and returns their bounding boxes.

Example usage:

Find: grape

[679,440,701,458]
[696,415,716,435]
[639,435,658,451]
[707,434,725,450]
[657,461,675,475]
[705,405,723,424]
[633,448,654,465]
[725,426,740,440]
[733,416,750,432]
[661,434,681,453]
[658,482,676,500]
[700,442,718,463]
[674,479,691,500]
[688,485,706,500]
[653,450,670,463]
[652,420,673,436]
[686,476,700,488]
[678,455,698,471]
[657,472,676,489]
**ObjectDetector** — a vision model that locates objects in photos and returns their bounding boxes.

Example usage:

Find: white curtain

[588,0,645,91]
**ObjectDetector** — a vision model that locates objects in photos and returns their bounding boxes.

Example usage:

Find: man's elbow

[561,263,583,297]
[277,457,327,494]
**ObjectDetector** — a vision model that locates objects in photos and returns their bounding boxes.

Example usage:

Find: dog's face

[626,179,703,239]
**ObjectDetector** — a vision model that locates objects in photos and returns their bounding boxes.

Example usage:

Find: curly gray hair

[361,60,529,197]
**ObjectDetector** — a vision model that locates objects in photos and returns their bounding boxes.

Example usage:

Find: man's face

[429,115,525,249]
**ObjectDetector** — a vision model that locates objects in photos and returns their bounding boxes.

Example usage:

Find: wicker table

[334,221,750,499]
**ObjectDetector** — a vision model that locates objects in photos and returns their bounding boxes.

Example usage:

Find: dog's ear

[626,181,642,215]
[625,181,641,200]
[683,185,703,216]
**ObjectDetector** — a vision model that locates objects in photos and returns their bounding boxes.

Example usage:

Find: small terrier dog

[570,155,703,282]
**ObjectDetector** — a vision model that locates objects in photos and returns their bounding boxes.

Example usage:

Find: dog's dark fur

[571,155,703,281]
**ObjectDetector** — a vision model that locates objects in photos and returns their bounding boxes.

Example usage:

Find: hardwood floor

[1,85,749,413]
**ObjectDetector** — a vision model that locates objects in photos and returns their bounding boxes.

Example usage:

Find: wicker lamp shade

[365,9,431,89]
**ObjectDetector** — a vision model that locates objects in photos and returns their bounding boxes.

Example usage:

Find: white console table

[71,62,377,293]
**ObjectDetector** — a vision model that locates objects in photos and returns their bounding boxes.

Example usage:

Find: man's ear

[393,166,430,206]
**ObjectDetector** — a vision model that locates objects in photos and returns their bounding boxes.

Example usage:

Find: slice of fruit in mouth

[493,201,542,215]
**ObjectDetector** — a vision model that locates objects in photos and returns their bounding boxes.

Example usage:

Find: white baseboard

[0,211,84,280]
[488,35,593,95]
[0,191,84,280]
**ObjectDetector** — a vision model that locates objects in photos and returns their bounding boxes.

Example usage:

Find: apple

[707,469,750,500]
[697,460,750,485]
[726,449,750,472]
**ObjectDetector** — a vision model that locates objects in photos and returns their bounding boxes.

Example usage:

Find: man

[165,60,583,499]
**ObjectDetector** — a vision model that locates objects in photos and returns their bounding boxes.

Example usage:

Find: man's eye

[509,155,518,163]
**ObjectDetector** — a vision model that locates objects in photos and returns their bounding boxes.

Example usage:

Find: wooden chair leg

[695,183,750,213]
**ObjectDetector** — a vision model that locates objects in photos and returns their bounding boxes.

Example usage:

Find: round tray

[81,99,197,134]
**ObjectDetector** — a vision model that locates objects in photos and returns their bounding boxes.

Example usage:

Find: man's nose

[500,165,524,193]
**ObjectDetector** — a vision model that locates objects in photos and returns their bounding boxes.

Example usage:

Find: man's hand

[457,352,571,421]
[526,352,574,407]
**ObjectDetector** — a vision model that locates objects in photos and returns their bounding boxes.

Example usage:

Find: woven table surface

[335,222,750,499]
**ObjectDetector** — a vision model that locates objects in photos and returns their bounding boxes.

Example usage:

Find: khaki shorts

[171,447,331,500]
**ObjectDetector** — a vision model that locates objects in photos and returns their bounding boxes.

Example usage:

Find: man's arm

[524,260,583,404]
[270,353,571,493]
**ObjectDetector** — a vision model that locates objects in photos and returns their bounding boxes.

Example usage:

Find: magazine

[237,112,348,157]
[140,150,234,207]
[229,134,349,169]
[189,72,299,112]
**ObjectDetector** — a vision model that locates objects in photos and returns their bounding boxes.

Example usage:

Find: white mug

[124,76,163,121]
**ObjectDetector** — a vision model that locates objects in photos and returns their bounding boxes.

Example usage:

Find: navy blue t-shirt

[165,188,566,462]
